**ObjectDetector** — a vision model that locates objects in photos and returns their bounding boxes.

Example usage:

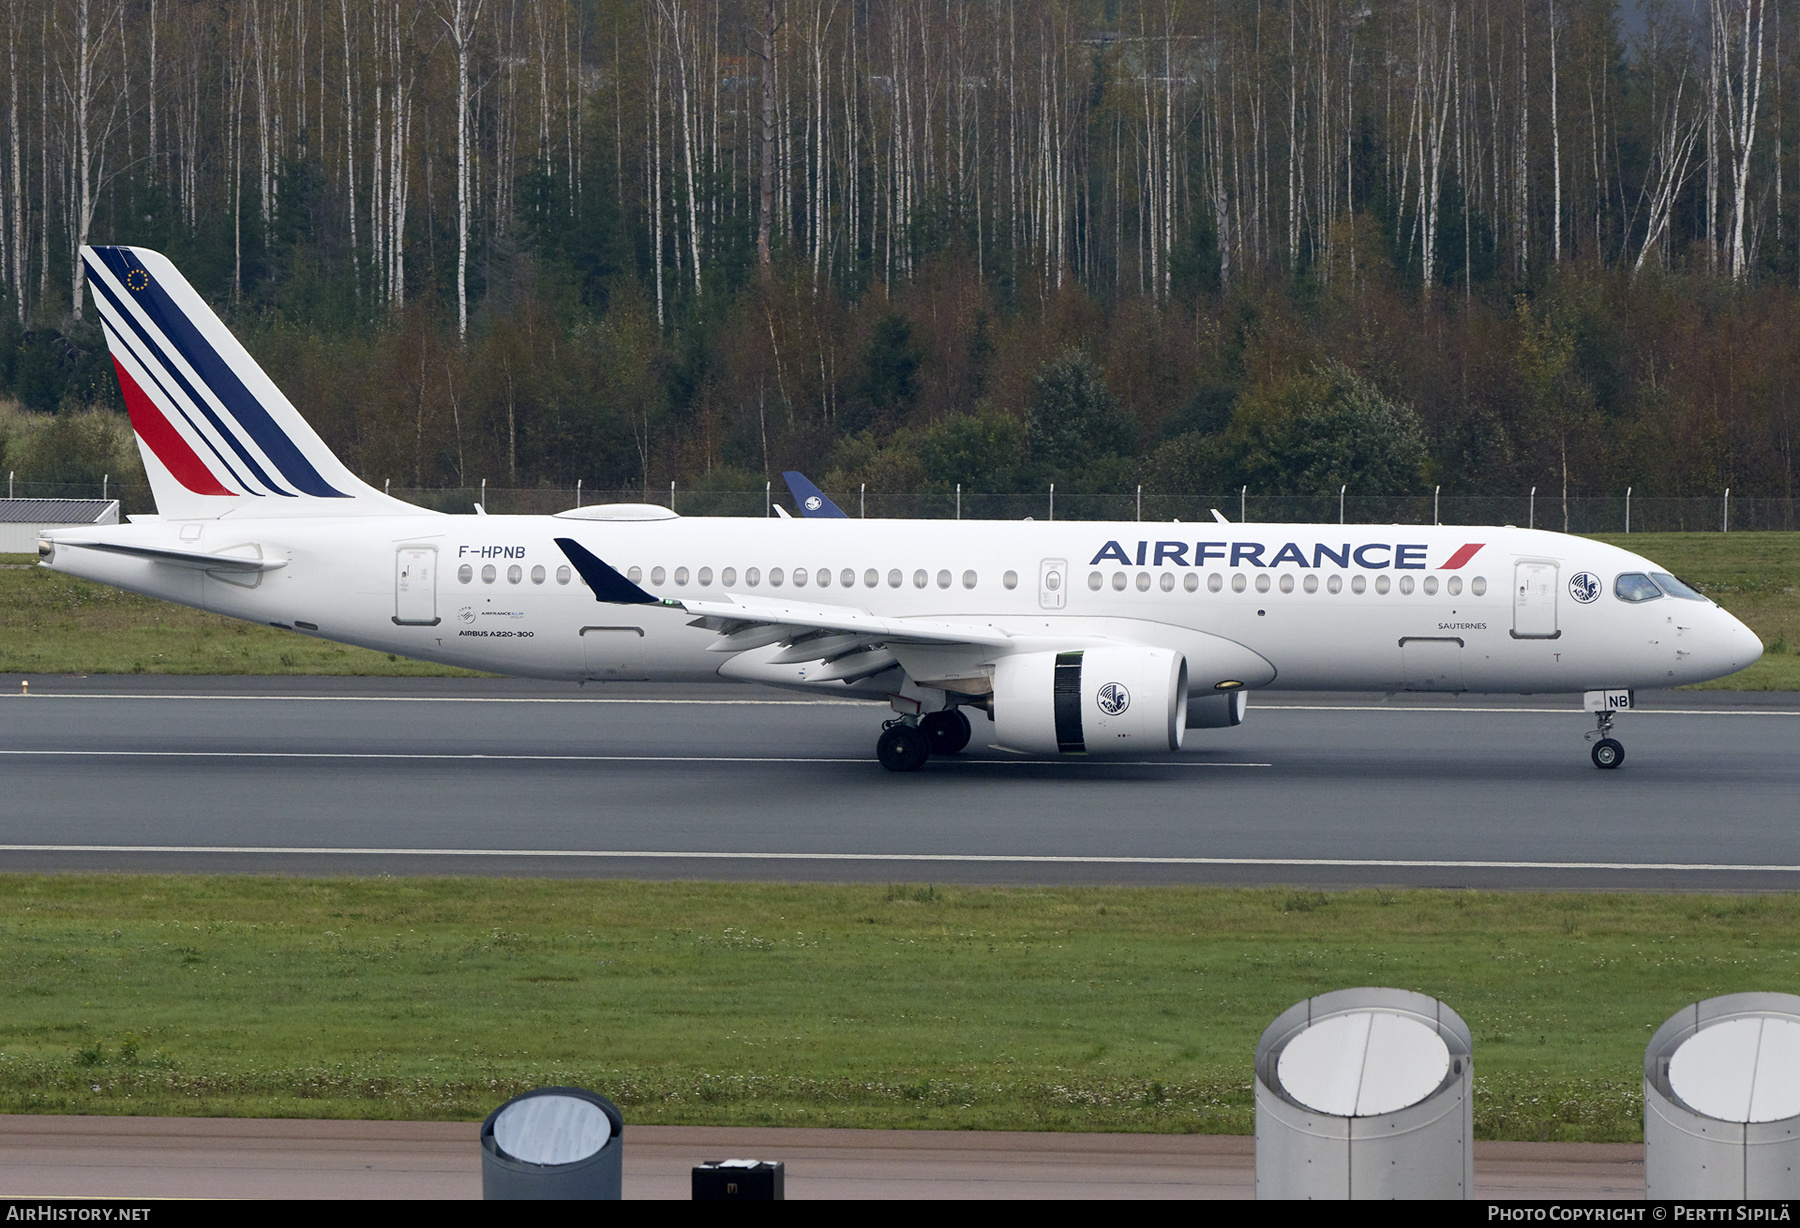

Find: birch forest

[2,0,1799,507]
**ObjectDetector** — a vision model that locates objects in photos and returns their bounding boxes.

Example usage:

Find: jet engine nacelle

[993,647,1188,755]
[1185,689,1247,729]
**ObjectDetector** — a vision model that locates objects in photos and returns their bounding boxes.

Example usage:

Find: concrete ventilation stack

[1255,987,1473,1199]
[1645,992,1800,1199]
[481,1087,624,1199]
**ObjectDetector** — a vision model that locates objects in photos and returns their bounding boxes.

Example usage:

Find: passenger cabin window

[1231,574,1247,593]
[1089,571,1103,591]
[937,570,952,589]
[531,564,546,584]
[1004,571,1019,590]
[508,564,523,584]
[793,568,808,587]
[1255,574,1271,594]
[962,570,978,589]
[889,569,904,588]
[1398,575,1413,595]
[674,567,690,586]
[745,567,760,586]
[481,564,497,584]
[1136,572,1151,591]
[1303,575,1318,594]
[628,566,643,582]
[1652,572,1709,601]
[865,569,879,588]
[1112,572,1127,591]
[1327,574,1342,594]
[844,568,858,588]
[1615,573,1661,603]
[556,565,571,585]
[769,567,784,587]
[1447,576,1462,595]
[1279,575,1294,594]
[1208,573,1224,593]
[458,564,473,584]
[1471,576,1488,596]
[650,566,666,585]
[1160,573,1175,592]
[698,567,713,586]
[1184,573,1199,592]
[1422,576,1438,595]
[1351,575,1367,594]
[1375,575,1391,594]
[913,570,928,589]
[721,567,736,586]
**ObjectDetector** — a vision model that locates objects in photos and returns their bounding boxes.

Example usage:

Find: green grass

[6,532,1798,686]
[5,876,1797,1139]
[0,555,479,677]
[1589,533,1800,690]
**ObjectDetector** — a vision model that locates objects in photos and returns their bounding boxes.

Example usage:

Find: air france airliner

[37,246,1763,770]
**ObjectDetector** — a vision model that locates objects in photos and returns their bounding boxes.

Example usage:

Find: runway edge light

[1255,987,1473,1200]
[480,1086,624,1200]
[1645,991,1800,1199]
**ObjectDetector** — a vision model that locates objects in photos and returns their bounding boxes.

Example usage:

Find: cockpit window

[1614,573,1662,603]
[1651,572,1709,601]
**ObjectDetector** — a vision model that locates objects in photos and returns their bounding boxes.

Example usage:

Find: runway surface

[2,674,1797,889]
[0,1116,1645,1200]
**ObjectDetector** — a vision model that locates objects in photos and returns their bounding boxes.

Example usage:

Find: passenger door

[1511,560,1560,639]
[1039,558,1067,610]
[393,546,440,626]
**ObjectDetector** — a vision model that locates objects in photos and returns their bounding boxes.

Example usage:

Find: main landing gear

[877,709,972,772]
[1586,709,1625,770]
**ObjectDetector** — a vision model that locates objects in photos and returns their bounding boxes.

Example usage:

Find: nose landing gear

[1586,709,1625,770]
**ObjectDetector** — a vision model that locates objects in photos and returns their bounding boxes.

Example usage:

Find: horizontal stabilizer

[53,540,287,573]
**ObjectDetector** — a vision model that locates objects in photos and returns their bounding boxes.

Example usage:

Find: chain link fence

[4,478,1795,532]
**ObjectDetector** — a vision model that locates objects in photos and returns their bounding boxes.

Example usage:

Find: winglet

[782,471,849,518]
[554,538,660,605]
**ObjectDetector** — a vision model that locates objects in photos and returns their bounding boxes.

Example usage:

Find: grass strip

[3,876,1794,1139]
[5,533,1798,684]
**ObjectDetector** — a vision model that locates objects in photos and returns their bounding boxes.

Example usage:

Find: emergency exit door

[394,546,440,626]
[1039,558,1067,610]
[1511,560,1560,639]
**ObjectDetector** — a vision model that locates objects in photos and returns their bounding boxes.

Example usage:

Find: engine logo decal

[1096,682,1131,716]
[1568,572,1601,604]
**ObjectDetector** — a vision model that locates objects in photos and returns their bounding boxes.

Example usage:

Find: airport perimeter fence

[3,478,1797,533]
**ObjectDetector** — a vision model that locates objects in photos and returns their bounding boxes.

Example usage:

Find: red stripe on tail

[112,358,236,496]
[1439,543,1485,570]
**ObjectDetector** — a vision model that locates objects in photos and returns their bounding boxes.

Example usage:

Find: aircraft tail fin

[781,471,849,518]
[81,245,430,520]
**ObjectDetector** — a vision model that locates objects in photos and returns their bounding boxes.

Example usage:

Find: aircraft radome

[39,245,1764,771]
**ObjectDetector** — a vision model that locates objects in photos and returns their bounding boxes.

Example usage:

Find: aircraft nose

[1719,610,1764,670]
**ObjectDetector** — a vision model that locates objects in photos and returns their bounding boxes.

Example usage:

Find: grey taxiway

[1,674,1795,889]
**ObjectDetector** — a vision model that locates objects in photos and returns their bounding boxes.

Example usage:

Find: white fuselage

[41,514,1763,698]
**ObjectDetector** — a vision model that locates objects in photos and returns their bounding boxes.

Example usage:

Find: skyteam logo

[1096,682,1130,716]
[1569,571,1602,604]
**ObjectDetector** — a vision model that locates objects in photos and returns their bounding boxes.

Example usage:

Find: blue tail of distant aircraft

[782,471,849,518]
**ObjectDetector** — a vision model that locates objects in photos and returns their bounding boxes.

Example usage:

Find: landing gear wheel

[921,710,972,755]
[1591,738,1625,770]
[877,722,932,772]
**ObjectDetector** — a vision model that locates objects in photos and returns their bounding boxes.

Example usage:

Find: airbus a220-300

[39,246,1764,771]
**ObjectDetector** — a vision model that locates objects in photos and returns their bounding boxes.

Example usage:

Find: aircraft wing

[555,537,1011,675]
